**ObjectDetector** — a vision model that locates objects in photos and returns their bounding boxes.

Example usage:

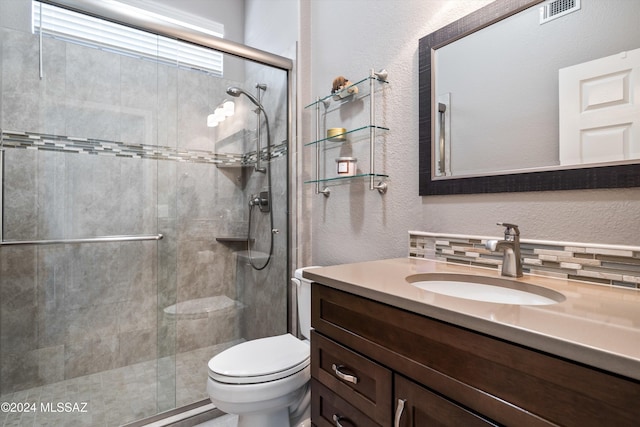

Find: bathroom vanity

[305,258,640,426]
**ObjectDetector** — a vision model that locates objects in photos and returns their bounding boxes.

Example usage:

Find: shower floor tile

[0,341,240,427]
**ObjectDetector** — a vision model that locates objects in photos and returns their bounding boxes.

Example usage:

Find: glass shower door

[0,6,175,424]
[1,1,291,425]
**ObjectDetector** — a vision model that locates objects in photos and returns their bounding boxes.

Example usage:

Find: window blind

[32,1,224,76]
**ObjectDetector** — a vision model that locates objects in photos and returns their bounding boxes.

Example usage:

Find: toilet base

[237,409,289,427]
[293,417,311,427]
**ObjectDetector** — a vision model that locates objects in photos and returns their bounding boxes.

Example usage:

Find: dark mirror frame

[418,0,640,196]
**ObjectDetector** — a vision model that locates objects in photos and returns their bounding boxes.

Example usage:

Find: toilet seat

[208,334,310,384]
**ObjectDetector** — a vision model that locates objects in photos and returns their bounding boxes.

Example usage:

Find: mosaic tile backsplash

[409,231,640,290]
[1,129,287,166]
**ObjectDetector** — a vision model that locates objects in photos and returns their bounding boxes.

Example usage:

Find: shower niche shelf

[216,163,251,169]
[216,236,254,244]
[304,68,390,196]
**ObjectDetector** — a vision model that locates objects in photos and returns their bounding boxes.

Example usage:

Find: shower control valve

[248,191,270,213]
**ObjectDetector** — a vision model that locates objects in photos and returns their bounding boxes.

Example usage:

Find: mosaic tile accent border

[0,130,287,166]
[409,231,640,290]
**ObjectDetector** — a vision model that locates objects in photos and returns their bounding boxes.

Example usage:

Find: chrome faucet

[486,223,523,278]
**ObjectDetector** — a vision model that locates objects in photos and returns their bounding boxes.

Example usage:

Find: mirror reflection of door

[559,47,640,165]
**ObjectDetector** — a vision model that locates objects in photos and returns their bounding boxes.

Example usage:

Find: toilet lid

[208,334,310,384]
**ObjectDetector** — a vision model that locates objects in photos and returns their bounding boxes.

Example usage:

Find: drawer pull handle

[333,414,354,427]
[332,364,359,384]
[394,398,407,427]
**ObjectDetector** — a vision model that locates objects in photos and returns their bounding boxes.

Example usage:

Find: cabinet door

[394,375,497,427]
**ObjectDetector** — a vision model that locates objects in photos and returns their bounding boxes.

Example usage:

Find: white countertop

[304,258,640,381]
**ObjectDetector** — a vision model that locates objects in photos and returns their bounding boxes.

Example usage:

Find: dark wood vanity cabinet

[310,283,640,427]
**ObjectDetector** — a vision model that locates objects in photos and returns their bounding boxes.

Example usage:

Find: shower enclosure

[0,1,292,425]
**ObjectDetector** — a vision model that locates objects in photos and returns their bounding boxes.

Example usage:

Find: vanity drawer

[311,330,392,425]
[311,379,382,427]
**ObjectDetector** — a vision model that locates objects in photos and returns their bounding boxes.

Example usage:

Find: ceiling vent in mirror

[539,0,581,24]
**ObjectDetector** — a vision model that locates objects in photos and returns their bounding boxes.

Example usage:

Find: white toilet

[206,267,318,427]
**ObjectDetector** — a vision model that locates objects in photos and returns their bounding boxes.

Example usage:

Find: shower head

[226,86,263,110]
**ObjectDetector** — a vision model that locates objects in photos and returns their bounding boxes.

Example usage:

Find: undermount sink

[406,273,565,306]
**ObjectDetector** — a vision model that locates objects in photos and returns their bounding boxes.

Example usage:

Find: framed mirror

[418,0,640,195]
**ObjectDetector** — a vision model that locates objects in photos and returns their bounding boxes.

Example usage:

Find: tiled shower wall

[409,231,640,290]
[0,17,288,399]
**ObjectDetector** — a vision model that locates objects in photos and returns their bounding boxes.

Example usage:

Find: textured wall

[300,0,640,269]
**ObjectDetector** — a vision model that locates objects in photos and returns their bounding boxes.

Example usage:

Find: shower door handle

[0,234,164,246]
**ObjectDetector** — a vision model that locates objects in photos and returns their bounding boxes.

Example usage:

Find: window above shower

[31,0,225,76]
[2,0,290,167]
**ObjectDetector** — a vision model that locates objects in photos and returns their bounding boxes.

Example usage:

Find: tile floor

[194,415,238,427]
[0,341,240,427]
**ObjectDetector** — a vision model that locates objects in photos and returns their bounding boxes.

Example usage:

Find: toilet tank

[293,266,320,341]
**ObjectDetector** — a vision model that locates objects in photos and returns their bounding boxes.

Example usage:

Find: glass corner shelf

[304,173,389,185]
[304,75,390,109]
[306,68,390,195]
[304,125,389,146]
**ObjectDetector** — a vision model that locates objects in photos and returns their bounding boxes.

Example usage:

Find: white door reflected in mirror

[559,47,640,166]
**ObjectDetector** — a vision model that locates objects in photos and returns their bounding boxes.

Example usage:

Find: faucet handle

[497,222,520,237]
[486,239,499,251]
